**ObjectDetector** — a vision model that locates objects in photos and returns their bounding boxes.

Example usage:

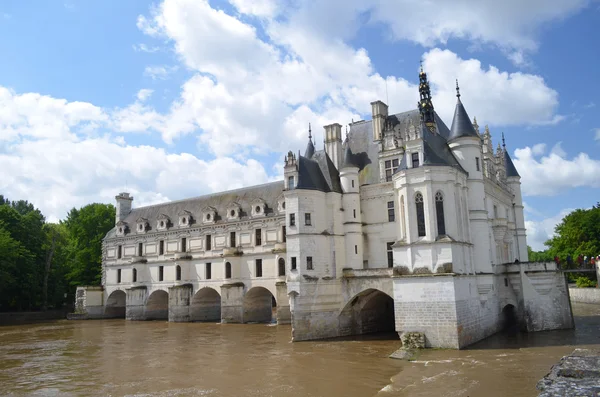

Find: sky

[0,0,599,251]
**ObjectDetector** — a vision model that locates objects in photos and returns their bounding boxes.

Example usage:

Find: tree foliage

[0,196,115,311]
[545,204,600,261]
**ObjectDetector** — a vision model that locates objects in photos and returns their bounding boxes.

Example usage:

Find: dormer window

[202,206,217,224]
[178,210,192,228]
[157,214,170,231]
[411,153,419,168]
[136,217,148,234]
[116,221,128,236]
[276,194,286,213]
[251,199,266,218]
[226,203,241,221]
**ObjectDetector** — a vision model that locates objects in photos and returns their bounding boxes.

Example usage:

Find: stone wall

[537,348,600,396]
[569,287,600,304]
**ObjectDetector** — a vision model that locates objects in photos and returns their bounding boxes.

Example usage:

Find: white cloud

[228,0,279,18]
[133,43,160,53]
[513,144,600,196]
[594,128,600,141]
[144,65,178,80]
[525,208,573,251]
[136,89,154,102]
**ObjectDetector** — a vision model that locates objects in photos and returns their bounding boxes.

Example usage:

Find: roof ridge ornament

[456,79,461,98]
[502,132,506,149]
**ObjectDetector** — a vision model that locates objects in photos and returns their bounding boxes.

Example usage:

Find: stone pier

[276,282,291,324]
[168,284,193,322]
[220,283,244,323]
[126,286,147,320]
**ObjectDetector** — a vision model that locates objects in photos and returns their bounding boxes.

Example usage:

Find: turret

[324,123,343,170]
[503,137,528,261]
[340,141,363,269]
[115,192,133,225]
[284,151,298,190]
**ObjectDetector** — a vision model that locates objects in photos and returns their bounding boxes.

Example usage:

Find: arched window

[278,258,285,276]
[132,268,137,283]
[176,265,181,281]
[225,262,232,279]
[415,192,426,237]
[435,191,446,236]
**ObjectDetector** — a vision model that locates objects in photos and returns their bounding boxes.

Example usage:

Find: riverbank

[570,287,600,304]
[537,348,600,396]
[0,309,68,326]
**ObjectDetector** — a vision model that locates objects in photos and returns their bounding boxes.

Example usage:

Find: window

[206,213,211,221]
[415,192,426,237]
[289,213,295,226]
[230,231,236,248]
[132,268,137,282]
[255,229,262,246]
[387,242,394,268]
[159,266,164,282]
[385,158,399,181]
[117,245,122,259]
[435,192,446,236]
[181,237,187,253]
[352,179,355,188]
[388,201,395,222]
[138,242,143,256]
[182,217,187,224]
[255,205,261,214]
[117,269,121,283]
[176,265,181,281]
[278,258,285,276]
[354,245,358,254]
[206,263,212,280]
[493,205,498,219]
[411,153,419,168]
[353,209,356,218]
[255,259,263,277]
[225,262,232,279]
[288,176,295,190]
[282,226,286,243]
[291,257,297,270]
[305,213,312,226]
[159,240,164,255]
[206,235,211,251]
[306,256,313,270]
[476,157,480,171]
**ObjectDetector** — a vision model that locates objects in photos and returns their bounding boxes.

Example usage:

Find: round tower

[340,142,363,270]
[447,80,489,273]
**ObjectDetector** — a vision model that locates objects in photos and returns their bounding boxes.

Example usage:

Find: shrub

[575,276,597,288]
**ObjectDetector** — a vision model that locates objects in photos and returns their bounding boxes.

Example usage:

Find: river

[1,303,599,397]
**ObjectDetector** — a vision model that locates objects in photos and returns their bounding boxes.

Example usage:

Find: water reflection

[0,303,598,397]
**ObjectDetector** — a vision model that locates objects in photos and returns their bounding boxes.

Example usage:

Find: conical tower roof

[449,80,479,141]
[304,123,315,159]
[502,134,520,177]
[341,141,359,169]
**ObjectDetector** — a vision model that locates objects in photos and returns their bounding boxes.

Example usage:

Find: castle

[74,68,573,349]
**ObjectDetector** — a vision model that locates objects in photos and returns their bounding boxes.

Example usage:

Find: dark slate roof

[504,149,520,177]
[305,139,315,159]
[449,98,479,141]
[296,150,342,193]
[398,122,466,173]
[105,181,285,239]
[341,142,360,169]
[347,109,453,185]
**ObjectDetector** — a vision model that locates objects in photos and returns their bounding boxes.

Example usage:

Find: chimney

[324,123,343,170]
[115,192,133,225]
[370,100,388,141]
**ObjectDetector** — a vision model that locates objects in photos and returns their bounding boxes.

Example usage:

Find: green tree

[545,204,600,263]
[527,246,552,262]
[64,203,115,287]
[42,223,68,310]
[0,227,34,310]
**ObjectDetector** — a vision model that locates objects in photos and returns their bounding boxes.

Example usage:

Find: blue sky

[0,0,599,250]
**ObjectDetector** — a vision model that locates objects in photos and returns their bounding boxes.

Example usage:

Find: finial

[502,132,506,148]
[308,123,312,140]
[455,79,461,98]
[345,125,349,139]
[419,60,424,75]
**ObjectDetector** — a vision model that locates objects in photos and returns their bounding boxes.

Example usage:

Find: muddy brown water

[1,303,599,397]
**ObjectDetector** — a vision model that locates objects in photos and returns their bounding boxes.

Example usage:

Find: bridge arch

[339,288,396,337]
[105,289,126,318]
[145,290,169,320]
[243,286,276,323]
[190,287,221,322]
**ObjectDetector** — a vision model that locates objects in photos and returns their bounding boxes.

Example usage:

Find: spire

[305,123,315,158]
[417,64,436,133]
[449,82,479,141]
[502,136,520,178]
